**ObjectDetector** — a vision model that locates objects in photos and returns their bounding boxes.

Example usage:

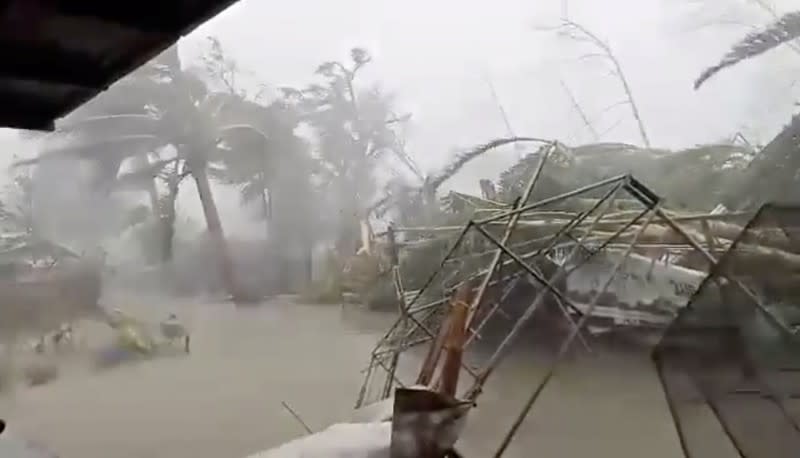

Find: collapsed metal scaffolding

[354,144,729,455]
[655,203,800,458]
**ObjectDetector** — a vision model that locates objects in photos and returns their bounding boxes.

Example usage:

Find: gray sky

[183,0,799,187]
[2,0,799,238]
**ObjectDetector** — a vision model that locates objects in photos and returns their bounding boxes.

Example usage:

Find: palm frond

[218,123,269,146]
[426,137,552,191]
[114,158,178,191]
[695,10,800,89]
[53,114,163,148]
[205,164,234,183]
[239,179,266,205]
[57,114,159,133]
[14,135,161,167]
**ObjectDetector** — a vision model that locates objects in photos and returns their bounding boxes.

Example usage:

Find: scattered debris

[248,388,469,458]
[22,360,58,387]
[160,313,190,354]
[347,144,800,454]
[280,401,314,434]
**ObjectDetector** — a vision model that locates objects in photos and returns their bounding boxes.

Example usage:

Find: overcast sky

[2,0,799,238]
[184,0,799,186]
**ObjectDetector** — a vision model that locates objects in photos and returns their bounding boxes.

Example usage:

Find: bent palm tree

[209,98,318,289]
[16,44,268,302]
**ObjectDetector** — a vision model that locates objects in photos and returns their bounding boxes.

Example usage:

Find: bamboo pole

[416,285,472,386]
[438,291,471,397]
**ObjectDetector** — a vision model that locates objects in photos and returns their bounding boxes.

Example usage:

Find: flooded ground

[0,295,734,457]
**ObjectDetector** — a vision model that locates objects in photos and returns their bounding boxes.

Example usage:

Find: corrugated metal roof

[0,0,241,130]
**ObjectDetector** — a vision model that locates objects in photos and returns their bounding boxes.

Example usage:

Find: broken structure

[351,141,800,456]
[656,203,800,458]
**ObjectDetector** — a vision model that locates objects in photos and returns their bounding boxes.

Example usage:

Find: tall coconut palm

[16,42,267,302]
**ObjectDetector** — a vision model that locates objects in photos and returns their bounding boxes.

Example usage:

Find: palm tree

[286,48,420,256]
[208,95,318,290]
[16,42,268,302]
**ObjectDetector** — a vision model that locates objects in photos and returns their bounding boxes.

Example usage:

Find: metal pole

[465,144,554,332]
[381,225,404,398]
[653,354,694,458]
[465,204,648,398]
[476,174,628,225]
[686,372,748,458]
[492,207,658,457]
[469,201,648,334]
[368,223,473,357]
[654,207,798,340]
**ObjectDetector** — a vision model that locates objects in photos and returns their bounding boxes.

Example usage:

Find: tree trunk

[190,165,242,301]
[261,187,271,244]
[145,183,160,219]
[302,241,313,285]
[266,185,287,293]
[160,185,178,264]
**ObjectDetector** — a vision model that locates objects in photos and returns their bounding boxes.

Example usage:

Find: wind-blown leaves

[14,135,162,167]
[695,10,800,89]
[281,48,420,253]
[113,158,179,191]
[238,179,267,206]
[55,114,162,141]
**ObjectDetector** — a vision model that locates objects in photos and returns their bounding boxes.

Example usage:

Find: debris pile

[348,142,800,455]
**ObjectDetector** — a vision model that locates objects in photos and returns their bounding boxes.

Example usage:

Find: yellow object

[115,322,155,354]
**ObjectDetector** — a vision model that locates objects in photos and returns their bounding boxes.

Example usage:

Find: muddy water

[0,296,726,457]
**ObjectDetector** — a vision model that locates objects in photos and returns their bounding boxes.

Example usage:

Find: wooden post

[416,283,472,388]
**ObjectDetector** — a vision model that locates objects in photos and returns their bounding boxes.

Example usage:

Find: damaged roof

[0,0,241,131]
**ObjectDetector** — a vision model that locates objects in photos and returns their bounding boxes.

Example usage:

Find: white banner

[559,251,706,326]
